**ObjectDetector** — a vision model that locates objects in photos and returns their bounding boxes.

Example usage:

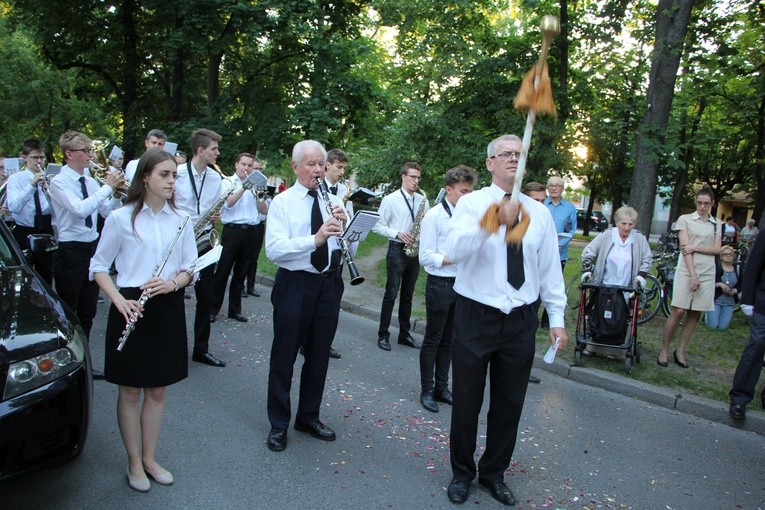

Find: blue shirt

[544,197,577,261]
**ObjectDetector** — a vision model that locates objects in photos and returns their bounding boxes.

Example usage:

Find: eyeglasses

[405,174,421,180]
[721,252,734,257]
[71,147,94,154]
[490,151,521,161]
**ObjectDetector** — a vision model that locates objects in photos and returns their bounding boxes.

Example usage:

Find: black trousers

[420,274,457,392]
[450,296,537,483]
[245,223,266,291]
[193,256,215,356]
[211,224,258,316]
[378,241,420,338]
[729,311,765,406]
[267,268,343,429]
[13,224,54,285]
[54,241,99,338]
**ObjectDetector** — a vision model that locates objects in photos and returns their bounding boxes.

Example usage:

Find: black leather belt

[297,268,342,279]
[429,274,456,285]
[223,223,260,230]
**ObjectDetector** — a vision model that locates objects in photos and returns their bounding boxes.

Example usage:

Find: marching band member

[244,156,269,297]
[445,134,568,506]
[174,128,226,367]
[417,165,475,413]
[49,131,124,343]
[264,140,347,452]
[124,129,167,182]
[372,162,428,351]
[90,148,197,492]
[210,152,267,322]
[6,139,55,283]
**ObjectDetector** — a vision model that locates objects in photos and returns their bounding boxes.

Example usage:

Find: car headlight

[3,330,87,400]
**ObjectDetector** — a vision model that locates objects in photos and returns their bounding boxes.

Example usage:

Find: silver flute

[117,215,190,351]
[316,179,364,285]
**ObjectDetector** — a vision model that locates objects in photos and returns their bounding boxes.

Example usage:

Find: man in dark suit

[264,140,348,452]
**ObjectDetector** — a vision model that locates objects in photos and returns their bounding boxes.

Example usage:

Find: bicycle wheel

[564,270,585,324]
[635,274,662,324]
[661,282,673,317]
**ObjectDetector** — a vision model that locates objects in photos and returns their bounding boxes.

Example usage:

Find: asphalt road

[2,285,764,510]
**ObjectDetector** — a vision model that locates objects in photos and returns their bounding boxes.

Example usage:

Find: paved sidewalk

[252,244,765,437]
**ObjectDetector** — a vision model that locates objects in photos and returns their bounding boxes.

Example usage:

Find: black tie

[505,194,525,289]
[308,190,328,272]
[330,185,338,195]
[79,176,93,228]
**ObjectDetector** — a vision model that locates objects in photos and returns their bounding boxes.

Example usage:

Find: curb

[255,273,765,436]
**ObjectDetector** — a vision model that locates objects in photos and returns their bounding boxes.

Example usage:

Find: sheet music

[343,210,380,243]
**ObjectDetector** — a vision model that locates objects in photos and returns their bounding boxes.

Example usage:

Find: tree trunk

[668,96,705,228]
[120,0,140,159]
[628,0,695,235]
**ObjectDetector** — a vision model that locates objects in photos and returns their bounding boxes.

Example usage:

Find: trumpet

[317,179,364,285]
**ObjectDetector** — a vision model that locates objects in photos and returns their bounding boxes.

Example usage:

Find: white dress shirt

[325,178,356,256]
[6,169,53,227]
[49,165,121,242]
[173,162,223,227]
[372,188,429,241]
[419,199,457,278]
[265,181,343,273]
[89,202,197,287]
[124,159,139,183]
[220,175,262,225]
[446,184,566,326]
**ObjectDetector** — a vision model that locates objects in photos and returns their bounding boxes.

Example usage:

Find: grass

[254,229,757,404]
[547,244,755,404]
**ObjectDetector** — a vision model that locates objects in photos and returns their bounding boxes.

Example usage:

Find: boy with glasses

[373,162,429,351]
[49,131,125,379]
[6,139,55,283]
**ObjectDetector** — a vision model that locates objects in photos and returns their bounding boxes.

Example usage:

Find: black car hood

[0,266,76,367]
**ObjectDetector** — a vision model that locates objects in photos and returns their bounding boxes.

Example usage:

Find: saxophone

[404,188,427,257]
[194,170,266,252]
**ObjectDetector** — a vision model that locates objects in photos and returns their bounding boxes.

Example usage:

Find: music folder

[343,210,380,243]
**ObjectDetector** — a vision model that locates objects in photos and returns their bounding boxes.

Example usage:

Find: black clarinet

[317,180,364,285]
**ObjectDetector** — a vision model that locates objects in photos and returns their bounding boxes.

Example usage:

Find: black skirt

[104,287,188,388]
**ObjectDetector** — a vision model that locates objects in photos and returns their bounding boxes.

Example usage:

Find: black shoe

[420,391,438,413]
[228,313,249,323]
[267,427,287,452]
[92,369,105,380]
[434,388,453,405]
[329,348,342,359]
[397,333,421,349]
[447,479,470,504]
[729,403,745,420]
[241,291,249,298]
[192,352,226,367]
[528,375,541,384]
[210,314,217,323]
[478,479,516,506]
[673,350,689,369]
[246,288,260,297]
[294,419,336,441]
[378,334,391,351]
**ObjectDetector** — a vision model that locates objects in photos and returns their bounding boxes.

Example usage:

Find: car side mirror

[27,234,58,254]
